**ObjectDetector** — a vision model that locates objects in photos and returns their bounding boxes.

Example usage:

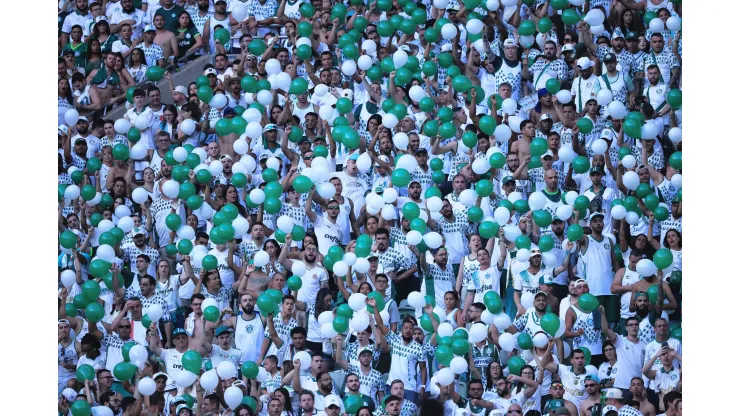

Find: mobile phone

[661,341,669,349]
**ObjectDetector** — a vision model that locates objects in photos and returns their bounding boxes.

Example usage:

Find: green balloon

[409,218,427,233]
[293,175,314,193]
[333,316,349,333]
[248,39,267,55]
[60,230,78,249]
[395,68,412,86]
[215,118,231,136]
[423,119,439,136]
[517,332,534,350]
[86,157,102,172]
[241,75,257,92]
[623,118,642,138]
[195,168,212,184]
[181,350,203,374]
[438,335,452,346]
[435,344,453,366]
[578,293,599,313]
[577,118,594,134]
[264,197,282,214]
[231,173,247,188]
[478,221,499,239]
[489,152,506,169]
[112,143,129,161]
[419,312,438,332]
[562,9,580,25]
[214,28,230,45]
[89,259,111,279]
[643,11,658,25]
[344,395,364,414]
[431,171,445,184]
[70,400,91,416]
[256,295,275,314]
[76,364,96,382]
[65,303,78,317]
[462,131,478,148]
[82,279,101,302]
[203,305,220,322]
[451,338,469,355]
[533,210,553,228]
[402,202,421,220]
[287,276,302,291]
[669,151,682,170]
[468,206,483,223]
[165,213,182,231]
[202,255,218,271]
[452,75,472,92]
[439,122,456,139]
[177,239,194,255]
[518,20,536,36]
[299,3,315,18]
[478,115,497,136]
[419,96,435,112]
[666,89,682,108]
[424,27,440,43]
[653,248,674,270]
[146,65,164,81]
[121,341,136,362]
[113,361,137,381]
[336,303,353,319]
[515,235,532,250]
[367,291,386,314]
[551,0,568,8]
[654,206,669,221]
[391,169,411,187]
[541,312,560,336]
[567,224,584,242]
[197,85,213,103]
[262,168,278,183]
[483,291,502,314]
[618,146,632,160]
[572,156,590,174]
[241,361,259,379]
[508,356,527,376]
[476,179,493,197]
[513,199,530,214]
[539,17,553,33]
[530,138,548,157]
[453,328,469,340]
[538,235,555,252]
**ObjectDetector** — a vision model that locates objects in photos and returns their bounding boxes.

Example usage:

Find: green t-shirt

[176,26,201,58]
[62,42,88,68]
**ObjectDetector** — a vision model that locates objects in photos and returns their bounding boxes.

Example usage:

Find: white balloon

[533,333,549,348]
[253,250,270,267]
[641,121,659,140]
[426,196,443,213]
[291,261,307,277]
[233,138,249,155]
[591,139,608,155]
[210,93,227,109]
[162,180,180,199]
[528,192,547,211]
[392,50,408,69]
[357,55,374,71]
[129,344,148,365]
[556,90,572,104]
[243,108,262,123]
[114,206,131,219]
[209,160,224,176]
[522,350,534,362]
[61,270,76,288]
[224,386,245,409]
[441,23,457,40]
[611,205,627,220]
[366,192,385,210]
[494,207,511,226]
[257,366,269,383]
[98,219,114,233]
[64,184,80,200]
[381,204,397,220]
[569,0,585,5]
[129,143,148,160]
[625,211,640,225]
[459,189,477,207]
[433,0,449,8]
[276,72,292,91]
[519,35,534,48]
[472,158,491,175]
[202,298,219,311]
[666,16,681,31]
[516,248,531,263]
[131,188,149,204]
[217,361,237,379]
[491,125,510,144]
[636,259,658,276]
[317,311,334,327]
[507,191,523,203]
[379,188,397,204]
[486,0,500,11]
[200,369,220,391]
[295,37,311,47]
[493,313,512,331]
[321,322,339,338]
[134,113,150,130]
[294,351,312,370]
[436,367,455,386]
[649,18,665,33]
[351,311,371,332]
[355,153,373,173]
[249,188,265,204]
[536,33,547,49]
[564,191,579,206]
[466,19,484,35]
[361,39,377,56]
[114,119,131,135]
[434,322,453,338]
[481,310,496,325]
[670,173,682,189]
[314,84,329,97]
[503,225,522,242]
[265,59,281,76]
[521,292,535,309]
[353,257,370,273]
[333,260,349,276]
[409,85,426,103]
[91,406,115,416]
[396,154,418,172]
[423,232,443,249]
[405,291,424,309]
[473,39,487,54]
[64,108,80,126]
[542,252,557,268]
[176,370,197,387]
[508,116,523,133]
[401,230,421,246]
[622,155,637,169]
[232,4,249,21]
[177,225,196,241]
[668,127,682,143]
[341,59,357,76]
[623,171,640,190]
[585,364,598,377]
[450,356,469,374]
[469,323,488,343]
[192,148,207,164]
[257,90,273,106]
[382,113,399,129]
[584,9,605,26]
[502,98,518,116]
[596,89,613,106]
[558,146,575,164]
[348,293,368,312]
[555,318,567,339]
[89,192,102,206]
[315,182,334,199]
[276,215,294,234]
[499,333,517,351]
[607,101,627,119]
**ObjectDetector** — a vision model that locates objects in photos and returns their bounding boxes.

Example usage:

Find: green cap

[503,176,515,184]
[626,31,638,40]
[589,166,604,174]
[546,399,565,411]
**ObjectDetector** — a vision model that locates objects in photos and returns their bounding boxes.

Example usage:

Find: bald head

[545,169,559,191]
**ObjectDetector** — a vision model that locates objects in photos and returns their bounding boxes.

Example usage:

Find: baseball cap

[215,326,233,337]
[220,154,233,162]
[589,166,604,175]
[173,328,188,337]
[440,44,453,53]
[173,86,188,95]
[348,152,359,161]
[324,394,342,409]
[603,405,619,412]
[577,57,593,70]
[589,211,605,222]
[131,227,147,237]
[399,45,412,53]
[575,279,588,287]
[78,116,89,123]
[561,44,575,54]
[62,388,77,403]
[541,150,554,159]
[503,38,517,47]
[538,88,550,98]
[144,25,156,32]
[585,374,601,383]
[545,399,564,412]
[502,176,515,184]
[625,31,638,40]
[95,16,108,24]
[530,246,542,256]
[176,404,191,415]
[58,125,69,136]
[540,113,552,121]
[375,155,390,167]
[603,53,617,63]
[222,107,236,117]
[534,291,548,299]
[600,128,615,140]
[215,0,227,3]
[172,395,187,405]
[153,372,169,381]
[415,148,428,155]
[611,30,625,40]
[263,123,279,132]
[204,68,218,76]
[539,275,555,285]
[603,388,623,400]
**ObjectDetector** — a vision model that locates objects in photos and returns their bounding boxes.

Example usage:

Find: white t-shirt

[613,335,647,389]
[296,264,329,304]
[557,364,589,409]
[313,215,343,257]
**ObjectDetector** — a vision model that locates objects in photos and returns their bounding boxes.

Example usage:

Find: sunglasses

[119,325,131,329]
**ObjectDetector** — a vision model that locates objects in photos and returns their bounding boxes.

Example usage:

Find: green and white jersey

[493,391,528,413]
[421,262,455,312]
[640,50,680,86]
[514,308,549,339]
[384,332,425,391]
[556,364,589,409]
[472,341,501,390]
[456,397,489,416]
[346,364,385,407]
[468,265,503,304]
[264,314,298,358]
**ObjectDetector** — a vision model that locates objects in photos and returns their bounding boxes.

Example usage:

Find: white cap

[577,57,593,70]
[600,128,615,140]
[603,388,623,400]
[173,86,188,95]
[61,388,77,403]
[503,38,517,47]
[541,150,554,159]
[440,44,453,53]
[324,394,343,409]
[204,68,218,76]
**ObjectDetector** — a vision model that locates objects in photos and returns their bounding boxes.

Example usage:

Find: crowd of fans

[58,1,683,416]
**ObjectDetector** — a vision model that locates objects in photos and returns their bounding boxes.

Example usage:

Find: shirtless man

[578,375,603,416]
[629,377,657,416]
[630,270,677,315]
[548,379,579,416]
[530,89,560,124]
[86,53,127,107]
[153,14,179,62]
[238,264,270,301]
[510,119,536,163]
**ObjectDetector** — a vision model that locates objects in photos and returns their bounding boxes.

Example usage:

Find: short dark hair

[140,275,156,286]
[625,317,640,327]
[136,254,151,263]
[299,390,315,400]
[663,391,681,410]
[375,227,389,239]
[291,326,307,337]
[100,391,117,405]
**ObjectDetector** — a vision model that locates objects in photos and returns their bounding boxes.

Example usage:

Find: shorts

[597,295,620,323]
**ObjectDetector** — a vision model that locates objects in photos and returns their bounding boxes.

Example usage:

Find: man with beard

[443,378,496,416]
[491,38,526,101]
[630,278,676,345]
[99,391,123,415]
[305,190,343,257]
[642,65,672,121]
[637,33,681,90]
[369,299,427,403]
[111,0,146,40]
[583,25,635,79]
[571,58,599,113]
[530,41,570,92]
[426,200,467,275]
[490,375,540,413]
[121,230,159,276]
[202,0,238,55]
[370,228,417,290]
[576,212,619,326]
[220,293,264,363]
[578,375,603,416]
[598,311,647,394]
[344,373,377,412]
[336,347,384,409]
[62,0,93,45]
[542,344,590,410]
[279,235,328,305]
[595,53,635,106]
[154,0,188,33]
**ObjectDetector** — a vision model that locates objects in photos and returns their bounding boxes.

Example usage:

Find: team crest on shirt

[246,325,254,334]
[172,13,176,17]
[586,82,592,87]
[670,373,678,381]
[511,399,519,404]
[587,318,594,325]
[604,243,610,249]
[657,89,662,94]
